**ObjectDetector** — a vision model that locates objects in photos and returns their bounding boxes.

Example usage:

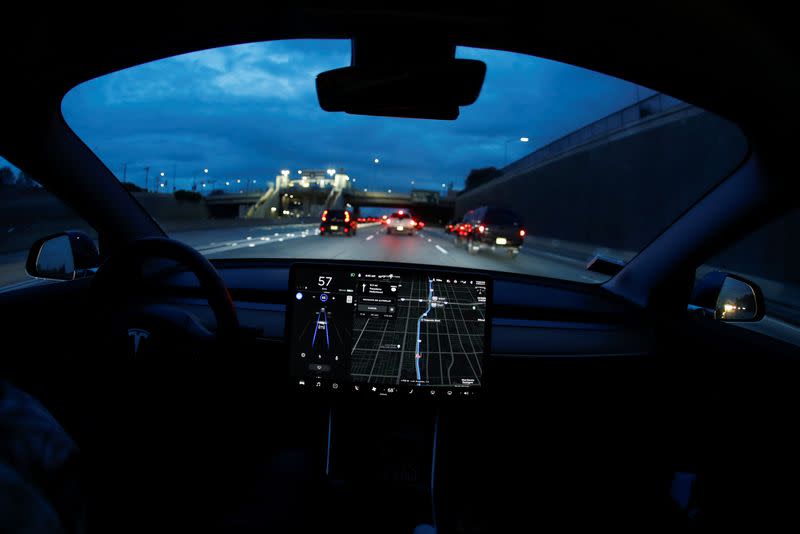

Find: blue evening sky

[7,40,653,193]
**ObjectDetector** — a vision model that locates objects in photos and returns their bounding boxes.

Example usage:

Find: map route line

[415,278,434,384]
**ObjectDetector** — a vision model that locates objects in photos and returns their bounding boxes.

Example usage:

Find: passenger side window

[0,160,97,291]
[698,208,800,342]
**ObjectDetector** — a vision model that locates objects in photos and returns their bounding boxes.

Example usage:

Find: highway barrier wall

[456,108,749,252]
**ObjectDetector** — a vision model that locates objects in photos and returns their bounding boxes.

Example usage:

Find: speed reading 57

[318,276,333,287]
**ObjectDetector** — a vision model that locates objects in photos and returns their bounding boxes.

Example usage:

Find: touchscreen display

[288,264,490,397]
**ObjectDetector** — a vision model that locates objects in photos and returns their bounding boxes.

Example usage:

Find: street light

[225,181,230,186]
[281,169,290,176]
[326,168,336,176]
[160,171,165,177]
[504,136,530,165]
[203,168,209,174]
[297,170,303,174]
[374,158,380,164]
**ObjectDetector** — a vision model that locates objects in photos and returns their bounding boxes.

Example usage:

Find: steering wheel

[92,237,239,357]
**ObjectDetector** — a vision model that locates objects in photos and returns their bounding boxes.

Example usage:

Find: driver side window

[0,160,97,292]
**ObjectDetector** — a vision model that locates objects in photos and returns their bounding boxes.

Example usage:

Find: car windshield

[59,39,748,283]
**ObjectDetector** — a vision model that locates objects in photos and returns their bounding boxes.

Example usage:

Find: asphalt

[178,223,607,283]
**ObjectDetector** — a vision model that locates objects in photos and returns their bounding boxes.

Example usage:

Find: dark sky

[48,40,650,193]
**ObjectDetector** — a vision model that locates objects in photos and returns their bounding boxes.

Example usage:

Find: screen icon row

[296,379,472,397]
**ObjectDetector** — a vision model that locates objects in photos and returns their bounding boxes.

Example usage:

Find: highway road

[173,222,607,283]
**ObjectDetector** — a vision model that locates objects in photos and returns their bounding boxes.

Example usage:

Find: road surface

[175,222,607,283]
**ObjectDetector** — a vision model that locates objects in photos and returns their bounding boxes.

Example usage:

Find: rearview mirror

[317,60,486,120]
[26,231,100,281]
[689,271,764,322]
[316,38,486,120]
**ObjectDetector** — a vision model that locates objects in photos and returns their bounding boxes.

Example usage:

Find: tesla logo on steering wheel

[128,328,150,356]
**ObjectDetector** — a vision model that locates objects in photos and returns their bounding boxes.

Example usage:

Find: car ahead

[319,209,357,236]
[445,218,460,234]
[385,210,417,235]
[456,206,526,256]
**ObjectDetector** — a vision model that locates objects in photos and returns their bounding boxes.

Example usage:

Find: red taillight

[319,226,325,233]
[344,227,349,232]
[321,210,328,222]
[519,229,526,237]
[478,225,486,233]
[344,211,350,222]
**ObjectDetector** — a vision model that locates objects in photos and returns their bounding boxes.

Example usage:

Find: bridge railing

[500,93,689,177]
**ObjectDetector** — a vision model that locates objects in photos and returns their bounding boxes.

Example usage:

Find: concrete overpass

[205,168,455,223]
[205,193,262,218]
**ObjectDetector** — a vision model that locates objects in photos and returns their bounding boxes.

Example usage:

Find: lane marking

[435,245,448,254]
[365,235,374,241]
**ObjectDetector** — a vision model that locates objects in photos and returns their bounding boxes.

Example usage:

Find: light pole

[504,137,530,166]
[195,168,209,191]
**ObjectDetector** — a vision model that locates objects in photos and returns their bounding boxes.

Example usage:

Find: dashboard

[287,263,491,398]
[147,260,653,383]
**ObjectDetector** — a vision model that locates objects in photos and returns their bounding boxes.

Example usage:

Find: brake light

[319,226,325,233]
[321,210,328,222]
[344,211,350,222]
[519,229,526,237]
[344,227,349,232]
[478,225,485,233]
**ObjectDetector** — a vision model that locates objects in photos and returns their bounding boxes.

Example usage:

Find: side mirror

[689,271,765,322]
[25,231,100,281]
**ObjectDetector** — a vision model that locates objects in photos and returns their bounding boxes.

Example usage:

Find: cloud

[61,39,646,192]
[211,68,306,99]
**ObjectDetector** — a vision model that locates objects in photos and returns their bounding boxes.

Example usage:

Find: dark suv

[455,206,525,257]
[319,209,357,236]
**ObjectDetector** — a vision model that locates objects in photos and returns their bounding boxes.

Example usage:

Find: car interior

[1,6,799,533]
